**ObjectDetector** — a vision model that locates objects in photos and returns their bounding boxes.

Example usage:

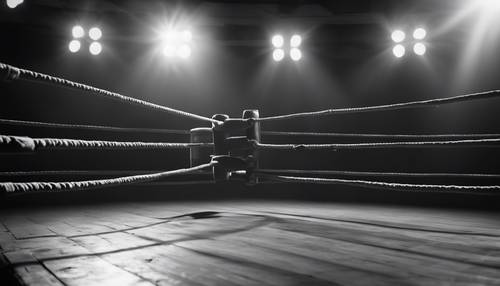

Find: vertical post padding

[189,127,212,167]
[242,109,260,185]
[212,114,230,182]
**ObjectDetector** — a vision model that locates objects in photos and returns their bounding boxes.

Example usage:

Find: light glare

[392,44,405,58]
[89,42,102,55]
[271,35,284,48]
[163,45,175,57]
[68,40,81,53]
[290,35,302,47]
[272,49,285,61]
[413,28,427,40]
[290,48,302,61]
[181,30,192,42]
[89,27,102,41]
[72,25,85,38]
[413,43,426,55]
[177,45,191,59]
[391,30,405,43]
[6,0,23,9]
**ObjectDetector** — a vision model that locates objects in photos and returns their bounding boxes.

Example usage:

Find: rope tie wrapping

[0,62,220,125]
[0,135,213,152]
[255,138,500,151]
[258,174,500,195]
[257,90,500,122]
[0,162,216,194]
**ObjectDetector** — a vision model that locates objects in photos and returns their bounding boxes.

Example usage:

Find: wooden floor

[1,201,500,285]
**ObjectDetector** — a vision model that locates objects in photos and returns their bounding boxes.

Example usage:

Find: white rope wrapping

[256,90,500,122]
[0,134,212,152]
[0,118,190,135]
[0,63,221,125]
[256,138,500,151]
[0,162,216,194]
[257,174,500,194]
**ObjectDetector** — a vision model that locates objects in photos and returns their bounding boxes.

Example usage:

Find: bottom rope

[0,162,216,194]
[257,174,500,195]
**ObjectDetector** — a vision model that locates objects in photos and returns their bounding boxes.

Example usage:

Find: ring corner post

[243,109,260,185]
[212,114,230,182]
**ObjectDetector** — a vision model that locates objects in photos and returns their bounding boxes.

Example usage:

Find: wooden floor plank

[12,264,64,286]
[2,202,500,285]
[1,216,56,239]
[219,225,500,285]
[43,256,154,286]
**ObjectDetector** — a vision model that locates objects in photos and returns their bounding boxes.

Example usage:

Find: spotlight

[391,30,406,43]
[290,34,302,48]
[89,42,102,55]
[88,27,102,41]
[290,48,302,61]
[177,44,191,59]
[476,0,500,10]
[413,43,426,55]
[6,0,23,9]
[163,45,175,57]
[72,25,85,39]
[160,28,192,60]
[413,28,427,40]
[181,30,192,42]
[271,35,284,48]
[392,44,406,58]
[68,40,81,53]
[272,49,285,62]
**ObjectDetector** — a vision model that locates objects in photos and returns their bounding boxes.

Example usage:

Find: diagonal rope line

[261,130,500,140]
[255,138,500,151]
[0,134,213,152]
[0,118,190,135]
[256,90,500,122]
[0,63,221,125]
[254,169,500,179]
[257,174,500,195]
[0,162,216,194]
[0,170,211,177]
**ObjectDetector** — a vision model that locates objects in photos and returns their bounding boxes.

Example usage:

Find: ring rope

[0,162,216,194]
[256,90,500,122]
[0,63,221,125]
[257,174,500,194]
[261,130,500,140]
[0,118,190,135]
[255,169,500,179]
[0,170,210,177]
[255,138,500,151]
[0,134,213,152]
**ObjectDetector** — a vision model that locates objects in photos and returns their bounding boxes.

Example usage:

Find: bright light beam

[72,25,85,38]
[272,35,284,48]
[6,0,23,9]
[392,44,405,58]
[391,30,405,43]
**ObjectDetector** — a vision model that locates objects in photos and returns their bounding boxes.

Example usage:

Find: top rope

[256,90,500,122]
[0,63,221,125]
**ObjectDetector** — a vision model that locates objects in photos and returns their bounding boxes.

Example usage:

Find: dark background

[1,0,500,207]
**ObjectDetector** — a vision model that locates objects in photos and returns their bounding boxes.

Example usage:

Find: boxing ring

[1,62,500,285]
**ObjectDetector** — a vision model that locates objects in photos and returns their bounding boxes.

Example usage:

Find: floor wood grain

[1,201,499,285]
